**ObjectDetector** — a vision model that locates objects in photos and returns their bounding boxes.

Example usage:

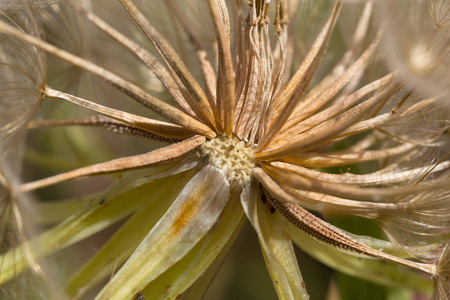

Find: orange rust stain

[170,185,208,235]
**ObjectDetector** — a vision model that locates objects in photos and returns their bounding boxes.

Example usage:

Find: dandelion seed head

[0,0,449,298]
[201,135,256,184]
[409,44,438,74]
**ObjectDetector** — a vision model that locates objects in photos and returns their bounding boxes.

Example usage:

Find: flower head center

[201,136,256,184]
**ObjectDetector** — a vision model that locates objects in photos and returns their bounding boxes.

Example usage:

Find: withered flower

[0,0,449,299]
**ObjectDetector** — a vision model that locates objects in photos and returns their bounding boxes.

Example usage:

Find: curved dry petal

[289,224,434,296]
[276,143,416,168]
[119,0,217,129]
[261,2,342,147]
[0,16,216,137]
[262,162,447,202]
[44,88,195,139]
[270,160,450,186]
[278,73,394,143]
[19,135,204,193]
[255,167,436,275]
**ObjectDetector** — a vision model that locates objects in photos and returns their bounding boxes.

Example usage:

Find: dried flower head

[0,0,449,299]
[0,1,46,152]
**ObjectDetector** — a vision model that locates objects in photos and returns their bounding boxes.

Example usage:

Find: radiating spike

[254,168,436,276]
[29,116,183,143]
[45,87,194,139]
[258,2,342,149]
[207,0,236,135]
[66,0,196,117]
[165,0,218,110]
[261,163,448,202]
[118,0,217,130]
[18,135,205,193]
[0,18,216,138]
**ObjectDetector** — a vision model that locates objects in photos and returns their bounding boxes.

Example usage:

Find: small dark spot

[270,206,276,214]
[176,294,182,299]
[261,193,267,204]
[134,292,144,300]
[99,199,106,205]
[301,281,306,289]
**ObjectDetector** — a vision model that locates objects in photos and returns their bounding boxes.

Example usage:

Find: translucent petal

[0,151,65,299]
[241,181,309,300]
[96,165,230,300]
[0,197,65,299]
[65,167,194,298]
[0,155,197,285]
[28,193,101,226]
[140,187,244,300]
